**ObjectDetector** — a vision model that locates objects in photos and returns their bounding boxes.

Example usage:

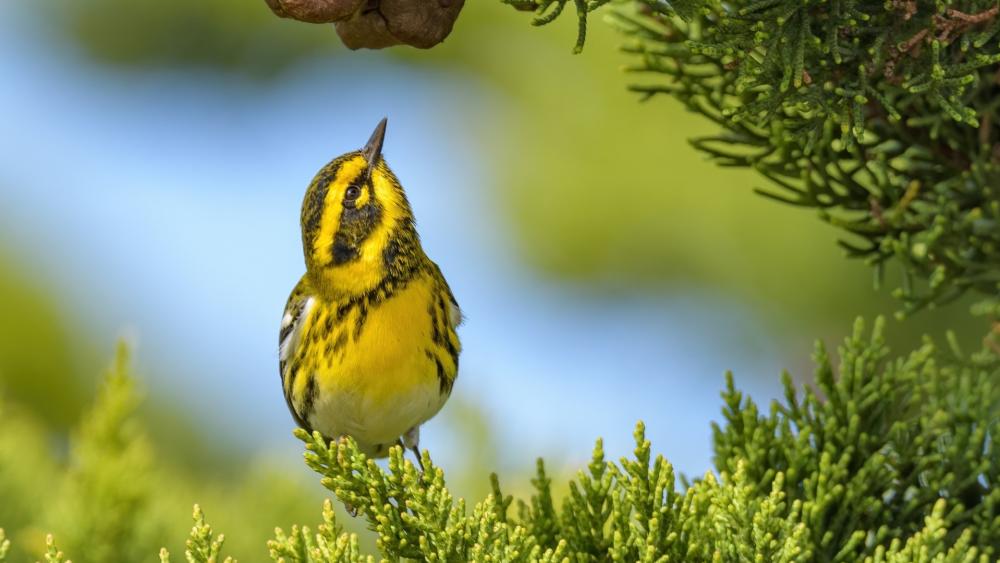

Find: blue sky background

[0,2,787,479]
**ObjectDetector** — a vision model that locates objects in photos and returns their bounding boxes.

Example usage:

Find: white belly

[309,371,444,457]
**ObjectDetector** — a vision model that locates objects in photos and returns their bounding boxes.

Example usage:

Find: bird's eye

[344,185,361,201]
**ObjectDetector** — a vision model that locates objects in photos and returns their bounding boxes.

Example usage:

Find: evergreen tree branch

[2,324,996,560]
[502,0,1000,314]
[288,316,1000,561]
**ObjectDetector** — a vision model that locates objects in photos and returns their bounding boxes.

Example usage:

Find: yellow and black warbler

[279,118,461,461]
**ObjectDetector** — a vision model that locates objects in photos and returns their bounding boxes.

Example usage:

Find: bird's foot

[411,445,425,472]
[397,438,425,472]
[401,426,426,472]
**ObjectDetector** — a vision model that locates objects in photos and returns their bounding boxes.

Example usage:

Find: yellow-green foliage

[0,249,90,429]
[0,399,58,537]
[1,318,997,561]
[267,500,372,563]
[39,535,69,563]
[47,343,165,563]
[0,342,323,562]
[285,318,998,561]
[159,506,235,563]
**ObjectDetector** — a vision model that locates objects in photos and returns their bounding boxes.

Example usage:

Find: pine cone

[264,0,366,23]
[264,0,465,49]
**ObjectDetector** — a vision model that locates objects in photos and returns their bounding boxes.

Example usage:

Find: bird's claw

[411,446,425,473]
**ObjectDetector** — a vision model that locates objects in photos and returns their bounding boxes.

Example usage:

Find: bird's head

[300,118,420,297]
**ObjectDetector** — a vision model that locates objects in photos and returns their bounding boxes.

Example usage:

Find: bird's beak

[362,117,387,167]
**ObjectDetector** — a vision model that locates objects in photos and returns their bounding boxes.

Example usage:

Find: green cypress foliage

[40,535,70,563]
[47,343,166,563]
[3,317,995,559]
[159,506,234,563]
[506,0,1000,315]
[284,317,998,561]
[267,499,373,563]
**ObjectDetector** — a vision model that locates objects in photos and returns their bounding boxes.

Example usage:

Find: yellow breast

[284,270,459,455]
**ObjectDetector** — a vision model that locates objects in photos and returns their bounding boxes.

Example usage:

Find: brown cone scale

[264,0,366,23]
[264,0,465,49]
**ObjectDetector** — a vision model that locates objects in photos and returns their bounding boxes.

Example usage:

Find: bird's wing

[279,277,316,432]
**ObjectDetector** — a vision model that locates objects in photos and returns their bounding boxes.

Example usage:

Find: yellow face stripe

[312,156,366,266]
[361,163,407,261]
[354,185,372,209]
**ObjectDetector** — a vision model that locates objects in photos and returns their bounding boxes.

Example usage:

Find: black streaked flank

[353,303,369,342]
[428,291,459,362]
[435,356,451,395]
[301,374,318,420]
[330,331,348,356]
[428,299,441,345]
[425,349,452,395]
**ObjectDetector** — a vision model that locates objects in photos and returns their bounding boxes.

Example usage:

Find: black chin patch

[331,239,359,264]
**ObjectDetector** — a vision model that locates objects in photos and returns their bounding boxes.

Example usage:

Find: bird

[279,118,461,463]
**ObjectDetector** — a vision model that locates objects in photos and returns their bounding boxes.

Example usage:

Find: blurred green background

[0,0,985,559]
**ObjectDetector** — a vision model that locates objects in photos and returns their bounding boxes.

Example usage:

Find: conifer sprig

[41,535,70,563]
[174,505,234,563]
[267,499,373,563]
[501,0,615,52]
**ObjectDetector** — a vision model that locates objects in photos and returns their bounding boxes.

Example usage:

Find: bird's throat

[307,228,423,302]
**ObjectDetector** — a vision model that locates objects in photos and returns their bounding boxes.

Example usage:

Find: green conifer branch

[290,316,999,561]
[502,0,1000,314]
[2,323,996,560]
